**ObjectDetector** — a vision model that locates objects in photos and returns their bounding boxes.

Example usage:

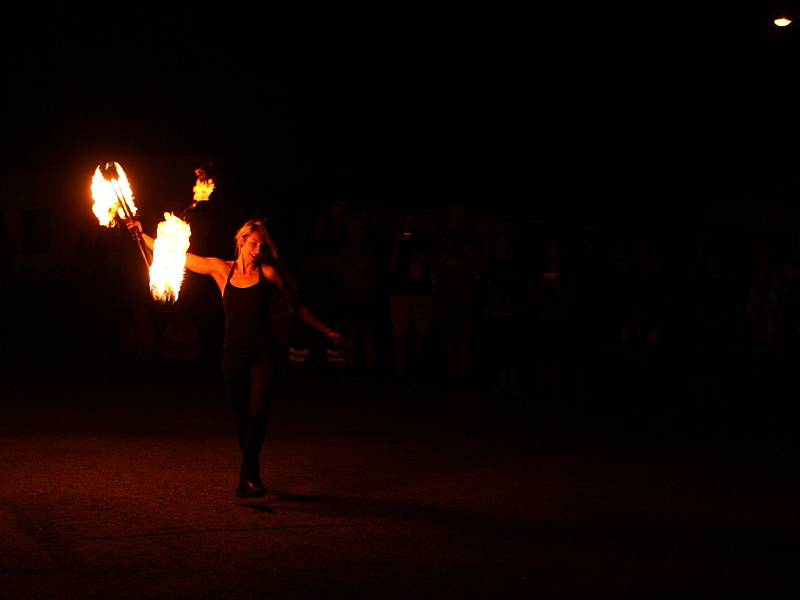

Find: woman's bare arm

[184,253,227,277]
[127,219,229,293]
[295,304,339,339]
[261,265,340,339]
[140,232,155,251]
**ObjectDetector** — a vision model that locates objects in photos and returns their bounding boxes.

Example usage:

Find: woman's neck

[237,258,257,274]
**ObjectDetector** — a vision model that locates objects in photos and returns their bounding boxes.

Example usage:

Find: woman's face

[241,233,265,264]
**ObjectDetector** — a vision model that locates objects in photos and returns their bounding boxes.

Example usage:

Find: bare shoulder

[260,264,283,285]
[209,257,233,276]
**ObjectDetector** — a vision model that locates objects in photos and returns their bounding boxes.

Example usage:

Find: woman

[128,219,340,498]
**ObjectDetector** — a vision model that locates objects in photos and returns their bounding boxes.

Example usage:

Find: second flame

[150,212,191,303]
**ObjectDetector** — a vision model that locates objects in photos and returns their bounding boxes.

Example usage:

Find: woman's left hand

[325,329,341,341]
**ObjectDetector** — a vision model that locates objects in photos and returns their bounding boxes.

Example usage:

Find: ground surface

[1,362,798,598]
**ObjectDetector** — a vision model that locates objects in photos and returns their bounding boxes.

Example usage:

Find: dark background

[3,8,800,597]
[3,5,800,211]
[3,5,800,363]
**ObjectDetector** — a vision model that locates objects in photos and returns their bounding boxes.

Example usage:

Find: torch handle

[111,180,135,220]
[131,229,152,268]
[111,187,151,268]
[177,201,198,221]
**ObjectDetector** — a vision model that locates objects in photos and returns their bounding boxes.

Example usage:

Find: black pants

[222,350,275,482]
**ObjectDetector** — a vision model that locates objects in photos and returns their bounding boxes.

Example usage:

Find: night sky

[2,6,799,217]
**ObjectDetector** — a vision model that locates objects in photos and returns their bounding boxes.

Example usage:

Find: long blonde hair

[234,219,279,264]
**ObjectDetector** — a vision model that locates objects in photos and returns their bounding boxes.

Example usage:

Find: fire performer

[127,217,340,498]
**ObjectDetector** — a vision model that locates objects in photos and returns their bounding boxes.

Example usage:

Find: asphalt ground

[1,360,798,598]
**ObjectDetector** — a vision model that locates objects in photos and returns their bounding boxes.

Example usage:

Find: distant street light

[774,17,792,27]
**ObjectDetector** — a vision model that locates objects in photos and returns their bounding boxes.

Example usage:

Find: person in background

[334,214,380,381]
[386,211,434,380]
[479,232,523,396]
[433,221,478,383]
[530,240,575,404]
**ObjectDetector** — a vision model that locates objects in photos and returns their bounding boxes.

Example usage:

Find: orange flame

[90,162,137,226]
[149,212,191,303]
[193,176,215,202]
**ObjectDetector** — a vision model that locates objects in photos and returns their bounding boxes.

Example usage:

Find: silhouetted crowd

[96,198,800,424]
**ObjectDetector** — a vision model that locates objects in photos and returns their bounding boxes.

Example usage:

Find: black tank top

[222,263,273,354]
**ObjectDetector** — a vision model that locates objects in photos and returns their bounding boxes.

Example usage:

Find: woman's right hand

[125,219,143,235]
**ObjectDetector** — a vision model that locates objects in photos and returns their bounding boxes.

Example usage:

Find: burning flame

[775,17,792,27]
[90,162,137,226]
[149,212,191,303]
[192,175,215,202]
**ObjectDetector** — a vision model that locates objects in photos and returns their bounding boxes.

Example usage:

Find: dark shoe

[235,479,267,498]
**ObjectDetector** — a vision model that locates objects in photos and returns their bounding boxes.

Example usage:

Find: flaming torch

[179,167,215,220]
[148,167,214,303]
[91,161,152,268]
[149,212,191,303]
